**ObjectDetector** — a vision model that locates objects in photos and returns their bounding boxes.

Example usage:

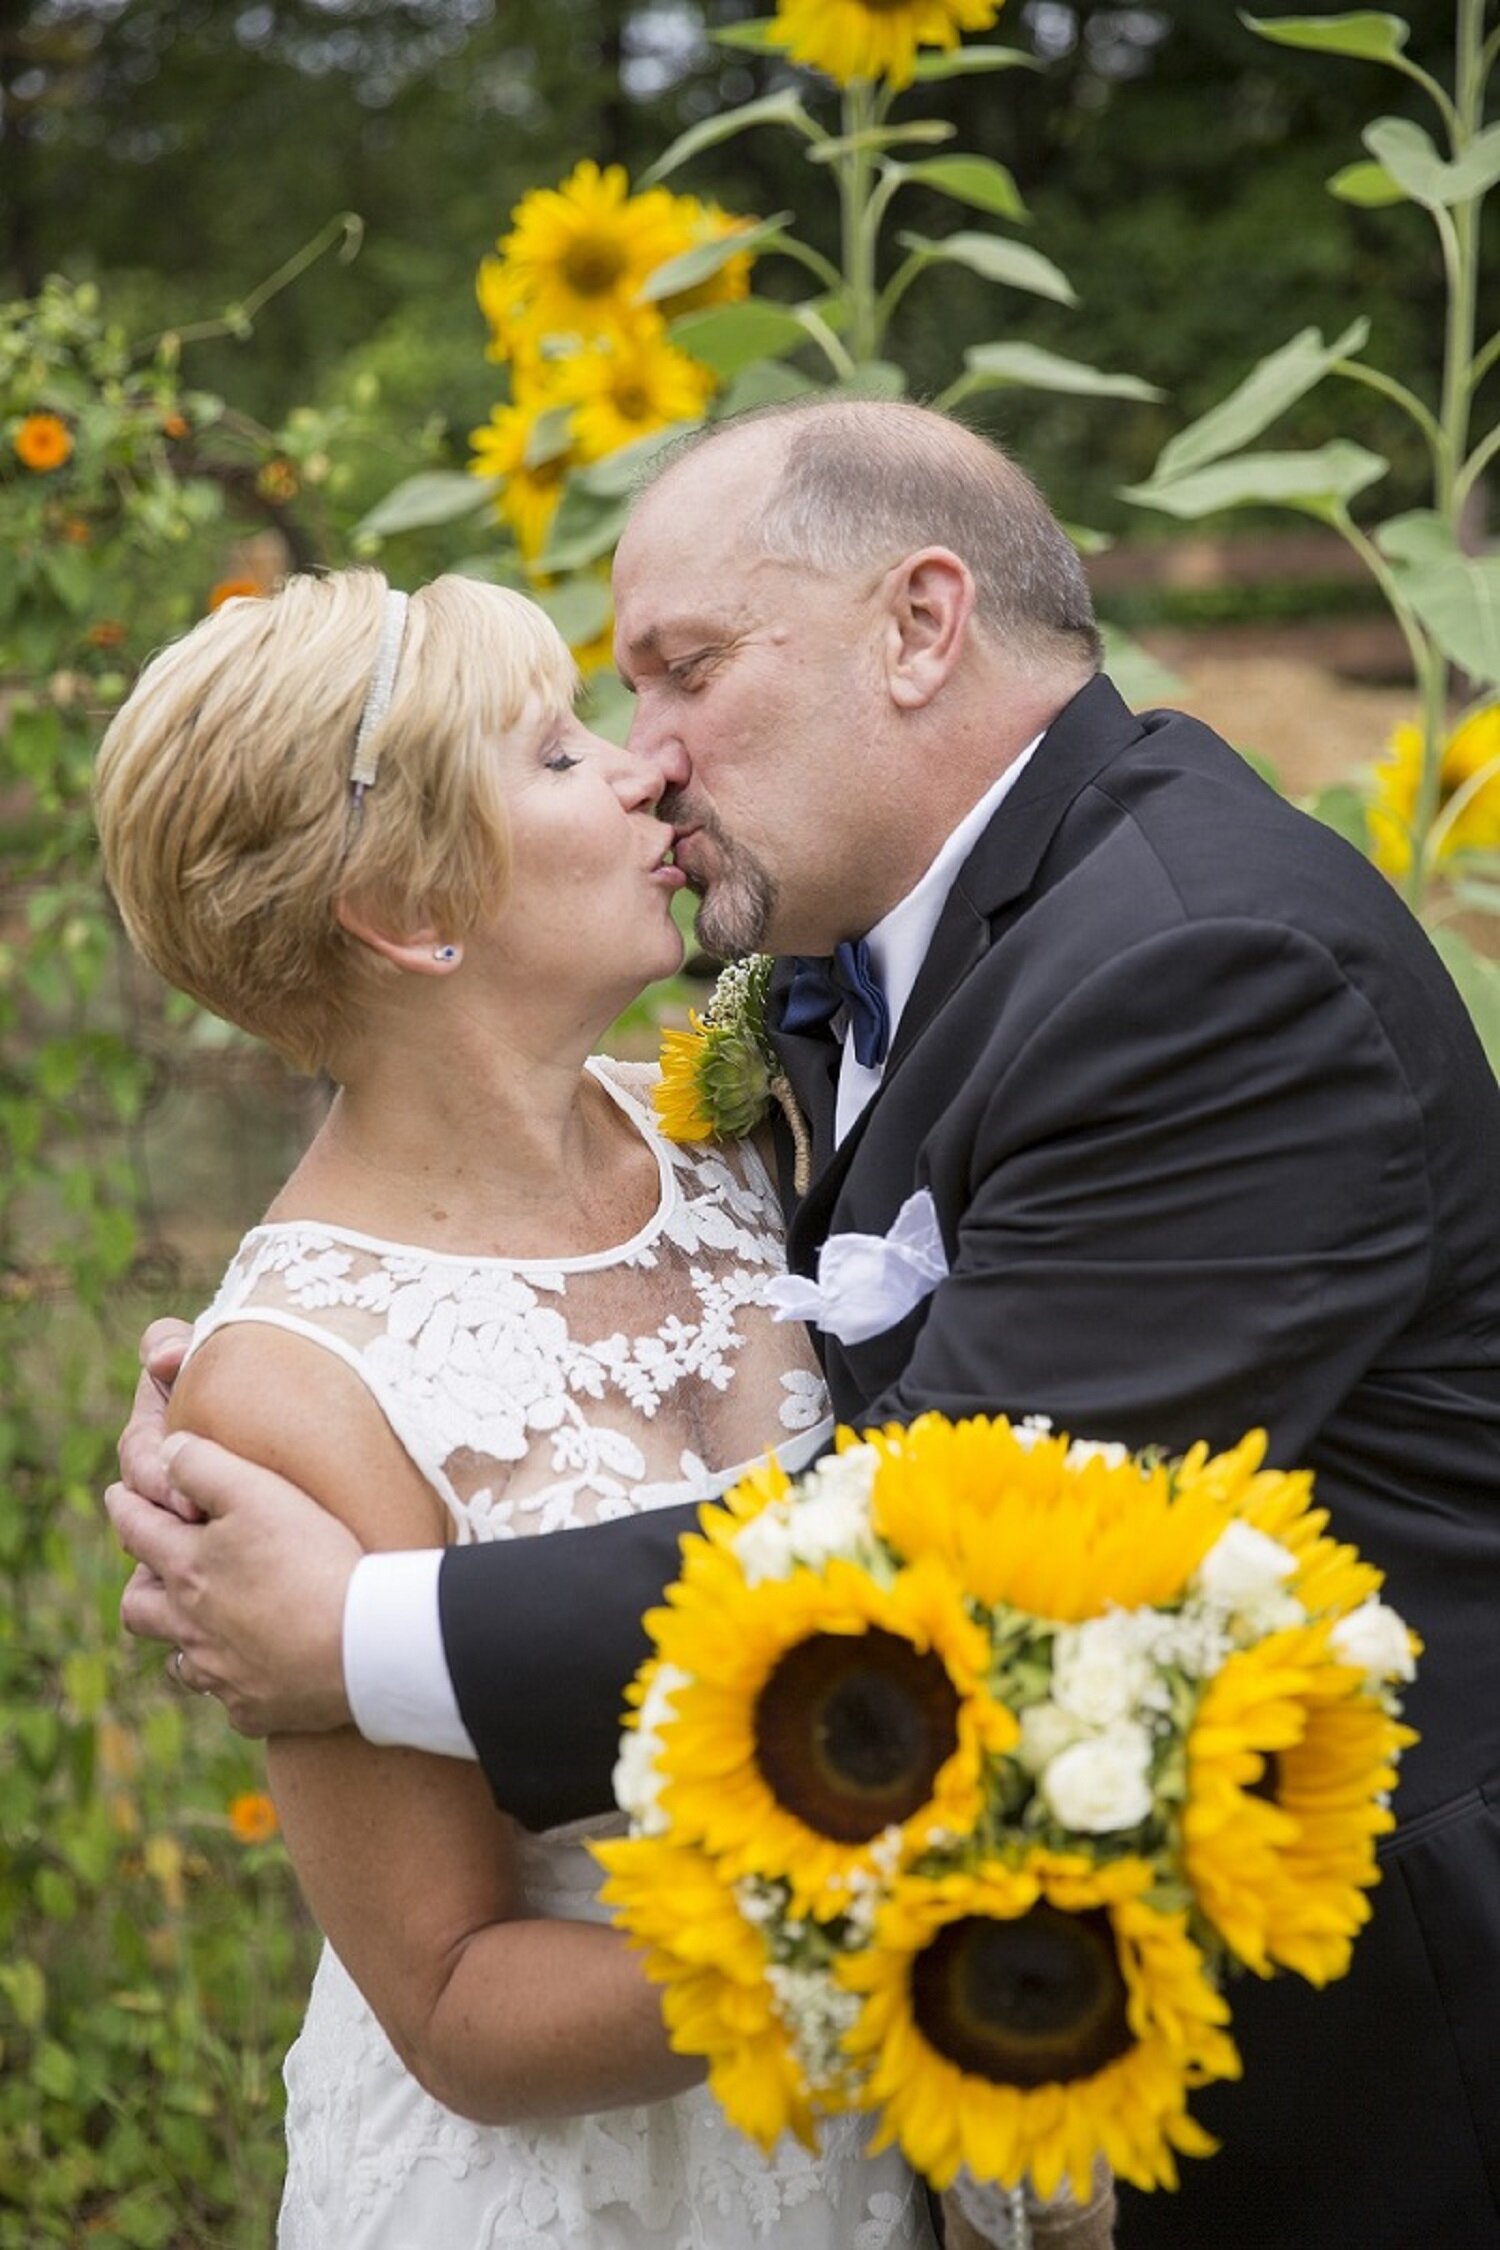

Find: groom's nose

[624,703,691,799]
[608,730,687,814]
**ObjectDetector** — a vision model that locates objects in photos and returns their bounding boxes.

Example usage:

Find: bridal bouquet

[595,1414,1418,2202]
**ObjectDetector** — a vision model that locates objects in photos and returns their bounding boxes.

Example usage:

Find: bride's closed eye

[543,745,583,773]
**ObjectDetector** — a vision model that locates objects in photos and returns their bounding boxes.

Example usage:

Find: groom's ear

[334,895,453,976]
[881,548,973,711]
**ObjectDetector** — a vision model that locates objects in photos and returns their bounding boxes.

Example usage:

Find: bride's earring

[432,944,461,965]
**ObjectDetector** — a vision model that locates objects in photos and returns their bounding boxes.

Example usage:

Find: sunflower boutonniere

[654,954,813,1192]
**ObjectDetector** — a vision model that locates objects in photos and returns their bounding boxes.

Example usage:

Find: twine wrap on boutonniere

[654,954,814,1193]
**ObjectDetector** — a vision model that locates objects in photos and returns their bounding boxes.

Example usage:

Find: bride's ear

[335,896,462,976]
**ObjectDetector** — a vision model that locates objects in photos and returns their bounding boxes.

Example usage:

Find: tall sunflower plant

[355,0,1164,738]
[1123,2,1500,1072]
[595,1412,1419,2217]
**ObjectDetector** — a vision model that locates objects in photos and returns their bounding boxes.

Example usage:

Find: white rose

[789,1449,879,1568]
[1041,1725,1155,1834]
[1016,1700,1089,1774]
[1331,1599,1417,1685]
[1195,1520,1298,1613]
[1064,1436,1131,1471]
[734,1504,799,1584]
[613,1663,689,1828]
[1051,1613,1157,1727]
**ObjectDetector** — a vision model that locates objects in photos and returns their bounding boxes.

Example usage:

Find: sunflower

[14,411,73,472]
[866,1414,1252,1622]
[1369,707,1500,880]
[555,328,715,465]
[594,1832,818,2149]
[646,1542,1015,1913]
[840,1851,1237,2200]
[769,0,1003,91]
[1183,1622,1415,1985]
[653,956,780,1144]
[656,1016,719,1142]
[496,160,689,345]
[468,394,575,564]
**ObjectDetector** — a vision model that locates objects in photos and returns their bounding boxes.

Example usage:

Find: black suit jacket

[439,676,1500,2248]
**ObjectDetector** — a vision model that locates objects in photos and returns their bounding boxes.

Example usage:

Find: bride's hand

[116,1316,197,1515]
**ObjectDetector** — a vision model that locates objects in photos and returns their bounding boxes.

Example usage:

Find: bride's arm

[171,1325,703,2125]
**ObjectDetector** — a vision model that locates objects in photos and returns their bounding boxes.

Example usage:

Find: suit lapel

[887,673,1141,1070]
[773,674,1142,1266]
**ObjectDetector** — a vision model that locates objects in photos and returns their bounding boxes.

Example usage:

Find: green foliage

[1128,0,1500,1065]
[0,275,318,2246]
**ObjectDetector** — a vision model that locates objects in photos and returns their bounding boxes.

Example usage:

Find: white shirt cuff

[343,1550,477,1761]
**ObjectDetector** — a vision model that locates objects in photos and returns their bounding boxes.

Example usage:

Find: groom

[112,400,1500,2249]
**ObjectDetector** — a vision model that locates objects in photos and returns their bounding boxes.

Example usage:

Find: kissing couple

[106,397,1500,2250]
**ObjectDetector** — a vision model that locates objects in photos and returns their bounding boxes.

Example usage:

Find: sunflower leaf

[669,298,816,374]
[1384,550,1500,686]
[710,18,781,51]
[1240,12,1411,64]
[1328,159,1409,206]
[353,471,493,540]
[895,230,1076,305]
[1363,116,1500,209]
[1146,322,1369,486]
[1122,442,1389,523]
[640,93,820,189]
[638,215,794,305]
[534,482,629,574]
[1430,930,1500,1077]
[910,43,1043,81]
[958,342,1162,402]
[572,422,702,500]
[807,122,956,161]
[894,155,1028,221]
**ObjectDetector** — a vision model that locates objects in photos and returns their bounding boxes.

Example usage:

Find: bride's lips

[650,832,688,891]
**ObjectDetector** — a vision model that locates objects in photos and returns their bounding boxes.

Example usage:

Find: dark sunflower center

[911,1906,1134,2087]
[753,1628,960,1842]
[614,381,651,420]
[563,236,628,296]
[1248,1750,1285,1805]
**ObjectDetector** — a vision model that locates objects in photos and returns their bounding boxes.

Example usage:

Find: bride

[93,570,934,2249]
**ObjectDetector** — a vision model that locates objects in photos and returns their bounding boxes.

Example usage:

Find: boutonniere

[653,954,813,1192]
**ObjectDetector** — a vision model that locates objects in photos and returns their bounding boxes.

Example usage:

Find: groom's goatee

[660,791,778,958]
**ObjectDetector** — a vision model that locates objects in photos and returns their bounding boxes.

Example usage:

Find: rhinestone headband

[349,587,409,806]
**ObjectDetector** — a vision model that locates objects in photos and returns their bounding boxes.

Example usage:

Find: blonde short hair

[94,570,578,1074]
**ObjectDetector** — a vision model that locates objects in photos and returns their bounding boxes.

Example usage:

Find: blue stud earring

[433,944,460,964]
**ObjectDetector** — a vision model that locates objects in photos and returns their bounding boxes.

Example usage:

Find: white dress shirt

[344,736,1044,1757]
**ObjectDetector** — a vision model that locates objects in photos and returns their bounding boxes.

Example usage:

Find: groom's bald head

[637,397,1102,679]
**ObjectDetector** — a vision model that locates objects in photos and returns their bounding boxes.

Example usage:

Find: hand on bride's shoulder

[172,1321,449,1554]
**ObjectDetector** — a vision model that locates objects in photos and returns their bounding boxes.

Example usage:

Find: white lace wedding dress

[190,1059,935,2250]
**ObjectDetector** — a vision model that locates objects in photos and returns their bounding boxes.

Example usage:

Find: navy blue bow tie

[781,939,891,1068]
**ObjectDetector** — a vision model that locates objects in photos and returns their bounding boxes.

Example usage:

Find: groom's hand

[106,1430,359,1737]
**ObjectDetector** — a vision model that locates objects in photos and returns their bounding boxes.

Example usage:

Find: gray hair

[639,397,1102,672]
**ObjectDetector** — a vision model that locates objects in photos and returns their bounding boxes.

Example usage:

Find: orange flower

[58,515,92,545]
[257,458,299,503]
[161,411,190,439]
[14,412,73,471]
[228,1790,279,1845]
[87,618,127,648]
[208,577,265,612]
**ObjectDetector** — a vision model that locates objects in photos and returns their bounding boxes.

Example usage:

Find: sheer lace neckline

[249,1056,678,1274]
